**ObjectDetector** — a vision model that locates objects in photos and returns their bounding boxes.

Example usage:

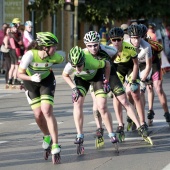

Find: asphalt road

[0,67,170,170]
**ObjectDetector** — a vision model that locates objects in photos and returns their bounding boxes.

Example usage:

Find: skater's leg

[116,93,140,128]
[73,96,85,135]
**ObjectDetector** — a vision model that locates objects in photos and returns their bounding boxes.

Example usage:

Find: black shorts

[74,68,106,97]
[23,71,56,100]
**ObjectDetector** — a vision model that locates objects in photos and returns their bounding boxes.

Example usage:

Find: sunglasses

[87,44,99,48]
[111,38,122,42]
[72,63,83,68]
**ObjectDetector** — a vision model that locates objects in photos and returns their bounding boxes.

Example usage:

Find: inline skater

[109,27,153,145]
[62,46,119,154]
[140,24,170,126]
[17,32,64,164]
[83,31,142,144]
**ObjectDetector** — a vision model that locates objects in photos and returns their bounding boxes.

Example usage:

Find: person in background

[120,24,129,40]
[2,26,11,85]
[23,21,33,53]
[7,23,21,87]
[0,23,8,74]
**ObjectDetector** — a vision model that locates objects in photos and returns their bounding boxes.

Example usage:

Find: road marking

[162,163,170,170]
[14,111,33,114]
[0,141,8,144]
[29,121,64,125]
[88,120,118,124]
[66,109,91,113]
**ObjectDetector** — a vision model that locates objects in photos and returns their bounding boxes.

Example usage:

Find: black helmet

[109,27,124,38]
[148,23,156,29]
[128,24,142,37]
[139,24,148,38]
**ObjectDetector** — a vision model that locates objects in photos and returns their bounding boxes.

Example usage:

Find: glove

[130,80,138,92]
[140,81,146,92]
[31,73,41,82]
[103,80,111,93]
[72,87,81,103]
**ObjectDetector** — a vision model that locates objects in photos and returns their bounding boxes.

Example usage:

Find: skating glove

[103,80,111,93]
[31,73,41,82]
[140,81,146,92]
[72,87,81,103]
[130,80,138,92]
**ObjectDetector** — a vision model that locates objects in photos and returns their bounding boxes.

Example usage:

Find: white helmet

[25,21,33,27]
[84,31,100,44]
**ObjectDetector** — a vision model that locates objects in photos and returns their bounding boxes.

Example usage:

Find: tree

[78,0,170,25]
[27,0,64,23]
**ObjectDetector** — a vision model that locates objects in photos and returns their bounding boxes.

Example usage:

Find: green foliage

[78,0,170,25]
[27,0,65,23]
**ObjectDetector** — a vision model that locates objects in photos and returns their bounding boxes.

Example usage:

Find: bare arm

[132,57,139,81]
[104,60,111,82]
[141,57,152,81]
[62,72,76,89]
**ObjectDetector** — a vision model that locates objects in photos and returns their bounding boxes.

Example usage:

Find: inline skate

[138,123,153,145]
[147,110,155,126]
[127,116,136,131]
[109,133,119,155]
[51,144,61,164]
[42,135,52,160]
[74,135,84,155]
[94,128,104,149]
[116,125,125,142]
[164,112,170,127]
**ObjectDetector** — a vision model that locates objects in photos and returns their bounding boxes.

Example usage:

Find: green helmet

[68,46,85,66]
[84,31,100,44]
[36,32,58,47]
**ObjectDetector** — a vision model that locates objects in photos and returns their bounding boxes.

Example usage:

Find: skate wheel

[77,144,84,155]
[52,153,61,164]
[95,137,104,149]
[114,143,119,155]
[44,150,51,160]
[148,119,153,126]
[143,136,153,145]
[127,123,132,131]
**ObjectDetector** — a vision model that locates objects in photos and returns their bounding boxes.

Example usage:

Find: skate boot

[116,125,125,142]
[42,135,52,160]
[147,110,155,126]
[127,116,133,131]
[94,128,104,149]
[109,133,119,154]
[74,134,84,155]
[12,79,22,89]
[6,79,12,89]
[51,144,61,164]
[164,112,170,127]
[138,123,153,145]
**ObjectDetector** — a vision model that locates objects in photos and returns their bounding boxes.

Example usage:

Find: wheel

[44,149,51,160]
[76,144,84,155]
[148,119,153,126]
[143,136,153,145]
[127,122,132,131]
[95,136,104,149]
[114,143,119,155]
[52,153,61,164]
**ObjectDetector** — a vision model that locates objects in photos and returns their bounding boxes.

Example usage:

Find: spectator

[2,26,11,85]
[0,23,8,73]
[121,24,129,40]
[23,21,33,53]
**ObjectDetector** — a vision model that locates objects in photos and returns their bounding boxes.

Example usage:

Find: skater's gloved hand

[140,81,146,92]
[103,80,111,93]
[31,73,41,82]
[72,87,82,103]
[130,80,138,92]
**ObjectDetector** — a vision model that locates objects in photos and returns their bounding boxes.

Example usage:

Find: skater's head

[68,46,85,71]
[84,31,100,56]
